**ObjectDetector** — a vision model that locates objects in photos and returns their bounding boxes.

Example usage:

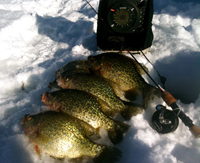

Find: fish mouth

[87,55,94,60]
[21,114,29,125]
[48,81,53,89]
[87,55,94,65]
[57,76,63,87]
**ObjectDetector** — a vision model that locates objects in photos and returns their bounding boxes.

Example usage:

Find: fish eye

[27,115,32,121]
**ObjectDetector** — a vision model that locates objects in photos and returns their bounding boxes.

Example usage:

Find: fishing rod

[140,50,167,89]
[84,0,200,138]
[160,88,200,138]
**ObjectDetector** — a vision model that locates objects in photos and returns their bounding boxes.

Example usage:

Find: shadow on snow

[148,50,200,104]
[36,14,97,52]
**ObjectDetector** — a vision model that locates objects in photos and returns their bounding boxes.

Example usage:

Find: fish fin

[34,145,41,159]
[79,121,100,140]
[107,121,130,145]
[93,147,122,163]
[89,133,101,141]
[49,155,64,161]
[98,98,117,118]
[124,88,140,101]
[138,64,149,75]
[121,102,144,121]
[106,80,125,99]
[69,156,93,163]
[41,92,48,103]
[142,85,161,108]
[52,102,61,112]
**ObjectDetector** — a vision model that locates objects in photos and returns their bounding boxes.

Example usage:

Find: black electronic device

[97,0,154,52]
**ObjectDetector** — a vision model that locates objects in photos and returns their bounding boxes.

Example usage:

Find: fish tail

[124,87,141,101]
[107,121,130,144]
[142,84,161,108]
[93,146,122,163]
[121,101,144,121]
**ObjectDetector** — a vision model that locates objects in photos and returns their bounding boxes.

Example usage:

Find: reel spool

[152,105,179,134]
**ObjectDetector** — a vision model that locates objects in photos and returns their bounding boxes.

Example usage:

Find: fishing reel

[152,104,179,134]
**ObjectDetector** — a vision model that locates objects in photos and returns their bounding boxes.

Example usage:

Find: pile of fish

[21,52,160,163]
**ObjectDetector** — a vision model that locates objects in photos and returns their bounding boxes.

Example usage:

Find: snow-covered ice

[0,0,200,163]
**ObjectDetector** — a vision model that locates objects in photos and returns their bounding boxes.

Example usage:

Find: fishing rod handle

[170,102,193,127]
[161,91,200,139]
[161,91,176,106]
[189,125,200,139]
[170,102,200,139]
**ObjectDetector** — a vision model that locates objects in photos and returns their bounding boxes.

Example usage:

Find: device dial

[107,3,139,33]
[114,8,131,27]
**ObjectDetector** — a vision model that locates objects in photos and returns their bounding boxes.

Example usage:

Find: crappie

[56,73,143,120]
[87,53,160,108]
[49,60,90,89]
[55,60,90,78]
[21,111,122,163]
[41,89,130,144]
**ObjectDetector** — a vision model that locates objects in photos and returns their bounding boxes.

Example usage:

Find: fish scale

[56,73,142,118]
[41,89,130,144]
[91,53,147,91]
[88,53,160,108]
[21,111,123,162]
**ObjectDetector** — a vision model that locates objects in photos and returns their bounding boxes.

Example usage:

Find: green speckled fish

[56,73,143,120]
[87,52,160,108]
[41,89,130,144]
[21,111,122,163]
[55,60,90,78]
[48,60,90,89]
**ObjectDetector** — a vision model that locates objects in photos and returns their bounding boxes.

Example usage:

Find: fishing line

[84,0,165,90]
[140,50,167,89]
[84,0,98,15]
[127,48,161,89]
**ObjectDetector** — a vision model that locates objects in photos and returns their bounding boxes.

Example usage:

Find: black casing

[97,0,154,51]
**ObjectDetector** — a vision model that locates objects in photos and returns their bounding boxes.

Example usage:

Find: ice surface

[0,0,200,163]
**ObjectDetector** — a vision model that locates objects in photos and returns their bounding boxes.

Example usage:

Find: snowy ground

[0,0,200,163]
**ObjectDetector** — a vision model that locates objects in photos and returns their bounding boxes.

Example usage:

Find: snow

[0,0,199,162]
